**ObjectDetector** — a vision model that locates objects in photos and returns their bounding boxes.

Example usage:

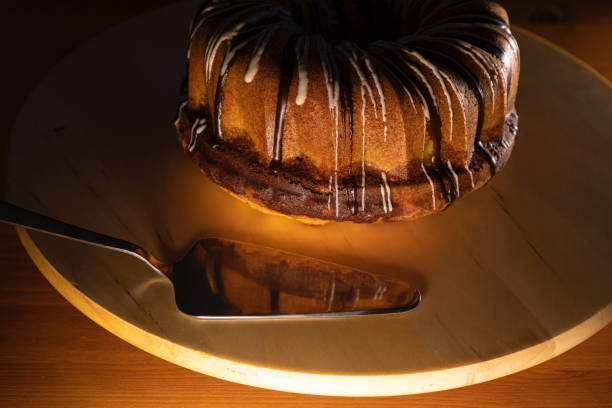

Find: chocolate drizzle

[431,14,509,29]
[368,43,458,203]
[336,49,355,170]
[272,33,300,168]
[397,39,494,173]
[213,55,231,140]
[180,0,520,221]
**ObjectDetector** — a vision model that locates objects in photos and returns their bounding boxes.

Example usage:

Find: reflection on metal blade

[171,238,420,318]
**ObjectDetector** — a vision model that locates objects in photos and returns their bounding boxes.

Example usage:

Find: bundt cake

[175,0,520,223]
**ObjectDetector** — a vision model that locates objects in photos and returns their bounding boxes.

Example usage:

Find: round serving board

[3,1,612,397]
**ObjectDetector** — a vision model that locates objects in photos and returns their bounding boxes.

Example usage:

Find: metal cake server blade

[0,200,420,319]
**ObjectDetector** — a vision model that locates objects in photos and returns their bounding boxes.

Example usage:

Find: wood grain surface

[1,0,611,406]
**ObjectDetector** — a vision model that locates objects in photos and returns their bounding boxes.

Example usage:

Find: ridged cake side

[175,0,520,222]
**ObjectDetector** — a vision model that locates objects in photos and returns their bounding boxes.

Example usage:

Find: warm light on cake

[175,0,520,223]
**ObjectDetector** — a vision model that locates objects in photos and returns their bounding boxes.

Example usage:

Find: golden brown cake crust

[176,0,520,223]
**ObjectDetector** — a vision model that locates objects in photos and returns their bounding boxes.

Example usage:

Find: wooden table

[1,1,611,406]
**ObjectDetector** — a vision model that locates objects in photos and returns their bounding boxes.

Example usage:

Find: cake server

[0,200,420,319]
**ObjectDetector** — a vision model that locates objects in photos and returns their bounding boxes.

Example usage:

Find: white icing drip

[344,48,378,118]
[401,55,437,115]
[189,8,211,41]
[465,164,475,188]
[394,75,432,213]
[458,41,496,109]
[335,171,339,218]
[318,39,340,217]
[406,50,453,141]
[244,25,279,83]
[380,184,388,213]
[187,4,222,58]
[205,9,279,83]
[195,120,207,134]
[188,118,207,153]
[188,120,200,151]
[206,21,246,83]
[373,284,387,300]
[333,79,340,109]
[364,56,388,142]
[327,279,336,312]
[174,101,188,128]
[220,39,249,78]
[319,44,340,115]
[295,69,309,105]
[421,162,437,210]
[381,172,392,212]
[295,37,309,105]
[375,46,430,122]
[360,84,367,211]
[353,287,360,309]
[417,79,436,210]
[438,71,455,141]
[446,160,460,197]
[327,175,333,210]
[334,106,340,218]
[419,90,431,121]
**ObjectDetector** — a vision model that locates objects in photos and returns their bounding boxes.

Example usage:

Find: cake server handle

[0,200,158,266]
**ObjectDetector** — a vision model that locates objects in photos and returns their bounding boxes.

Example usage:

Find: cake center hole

[289,0,410,47]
